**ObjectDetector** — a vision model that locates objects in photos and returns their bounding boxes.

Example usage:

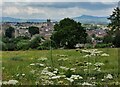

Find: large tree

[51,18,87,49]
[28,26,39,36]
[108,7,120,33]
[5,27,15,38]
[108,5,120,47]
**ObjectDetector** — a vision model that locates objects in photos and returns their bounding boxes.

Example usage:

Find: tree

[113,31,120,47]
[5,27,15,38]
[108,7,120,33]
[108,5,120,47]
[103,34,113,44]
[28,26,39,36]
[29,34,42,49]
[51,18,87,49]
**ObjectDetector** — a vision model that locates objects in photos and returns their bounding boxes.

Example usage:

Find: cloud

[3,7,19,15]
[2,0,120,2]
[2,2,118,19]
[3,5,86,19]
[26,2,117,10]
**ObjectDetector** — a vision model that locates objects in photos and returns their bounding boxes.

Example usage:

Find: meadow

[1,48,120,86]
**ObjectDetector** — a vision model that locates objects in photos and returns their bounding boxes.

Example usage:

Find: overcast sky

[1,0,119,19]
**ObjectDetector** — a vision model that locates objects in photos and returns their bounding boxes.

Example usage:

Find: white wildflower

[47,72,56,76]
[90,77,95,80]
[2,81,8,85]
[50,76,61,79]
[65,78,74,82]
[54,68,58,71]
[38,57,48,61]
[39,63,45,67]
[101,53,109,57]
[30,70,35,74]
[53,70,57,74]
[58,58,68,61]
[59,54,68,57]
[22,74,25,76]
[60,66,69,71]
[101,79,105,81]
[83,54,91,58]
[86,62,92,65]
[58,81,64,84]
[70,68,76,72]
[106,74,113,79]
[70,75,83,80]
[82,82,92,86]
[94,62,104,67]
[93,67,101,72]
[35,81,39,85]
[30,63,35,66]
[84,69,88,71]
[59,75,66,78]
[16,74,19,77]
[8,80,18,85]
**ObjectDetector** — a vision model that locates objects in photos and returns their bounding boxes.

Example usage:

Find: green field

[1,48,120,86]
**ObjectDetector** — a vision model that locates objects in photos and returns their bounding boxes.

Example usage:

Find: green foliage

[5,27,15,38]
[37,40,57,50]
[29,35,42,49]
[86,36,92,43]
[108,7,120,33]
[16,40,30,50]
[1,42,7,51]
[28,26,39,36]
[103,34,113,44]
[95,43,113,48]
[113,31,120,47]
[51,18,87,49]
[6,42,16,51]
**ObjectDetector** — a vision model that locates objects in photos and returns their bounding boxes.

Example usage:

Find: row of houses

[1,20,108,41]
[1,19,55,39]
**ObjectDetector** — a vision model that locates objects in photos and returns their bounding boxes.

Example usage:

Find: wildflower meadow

[1,48,120,86]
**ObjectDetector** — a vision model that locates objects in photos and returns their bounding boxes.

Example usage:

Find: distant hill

[1,17,46,22]
[73,15,109,24]
[1,15,109,24]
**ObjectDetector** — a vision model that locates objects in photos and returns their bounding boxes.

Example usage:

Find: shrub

[29,34,42,49]
[16,40,30,50]
[37,40,57,50]
[95,43,112,48]
[6,43,17,51]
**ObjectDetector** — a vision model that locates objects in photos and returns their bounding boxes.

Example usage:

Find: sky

[1,0,120,19]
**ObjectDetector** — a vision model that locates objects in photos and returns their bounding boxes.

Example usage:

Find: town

[0,19,109,44]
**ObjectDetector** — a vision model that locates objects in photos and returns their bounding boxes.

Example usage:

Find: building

[1,19,55,39]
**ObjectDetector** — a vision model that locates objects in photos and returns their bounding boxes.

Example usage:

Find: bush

[16,40,30,50]
[6,43,17,51]
[95,43,112,48]
[37,40,57,50]
[29,35,42,49]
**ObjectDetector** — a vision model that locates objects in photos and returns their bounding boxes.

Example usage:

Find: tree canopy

[108,6,120,47]
[5,27,15,38]
[108,7,120,33]
[51,18,87,49]
[28,26,39,36]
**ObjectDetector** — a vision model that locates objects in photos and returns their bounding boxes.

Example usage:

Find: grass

[1,48,120,85]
